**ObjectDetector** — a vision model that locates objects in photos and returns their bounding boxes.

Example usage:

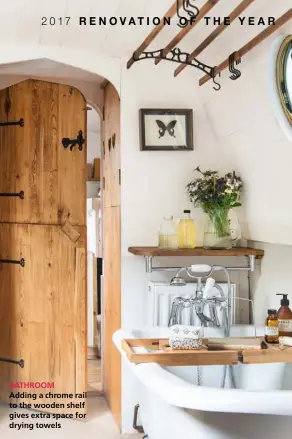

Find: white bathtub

[114,325,292,439]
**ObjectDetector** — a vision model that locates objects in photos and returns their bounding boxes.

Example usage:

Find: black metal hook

[177,0,200,27]
[108,138,112,152]
[112,134,116,148]
[212,71,221,91]
[229,52,242,80]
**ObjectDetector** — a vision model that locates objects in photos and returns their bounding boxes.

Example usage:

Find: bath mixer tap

[169,264,232,336]
[168,289,227,328]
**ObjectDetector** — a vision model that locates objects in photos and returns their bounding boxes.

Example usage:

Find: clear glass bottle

[158,216,178,249]
[178,210,196,249]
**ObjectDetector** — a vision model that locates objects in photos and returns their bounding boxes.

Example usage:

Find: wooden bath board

[121,337,292,366]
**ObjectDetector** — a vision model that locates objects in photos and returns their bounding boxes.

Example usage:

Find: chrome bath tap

[169,267,231,329]
[168,288,227,328]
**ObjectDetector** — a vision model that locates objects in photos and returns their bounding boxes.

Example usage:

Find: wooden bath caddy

[121,337,292,366]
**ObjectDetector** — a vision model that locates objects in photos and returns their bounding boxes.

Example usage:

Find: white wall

[119,17,292,429]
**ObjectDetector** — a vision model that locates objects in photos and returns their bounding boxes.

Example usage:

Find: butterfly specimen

[156,120,177,138]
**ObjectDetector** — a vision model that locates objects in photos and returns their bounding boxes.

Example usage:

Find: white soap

[169,325,203,340]
[279,336,292,347]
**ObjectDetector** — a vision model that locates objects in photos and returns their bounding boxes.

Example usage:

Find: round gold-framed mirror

[276,35,292,125]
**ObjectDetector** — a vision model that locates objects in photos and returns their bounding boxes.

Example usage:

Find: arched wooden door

[102,82,121,427]
[0,79,87,413]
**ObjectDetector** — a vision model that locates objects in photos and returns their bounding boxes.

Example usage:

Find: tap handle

[203,277,216,297]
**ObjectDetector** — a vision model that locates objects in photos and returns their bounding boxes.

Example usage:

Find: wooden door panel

[103,83,120,208]
[0,223,87,412]
[103,88,111,209]
[0,79,86,225]
[103,206,121,426]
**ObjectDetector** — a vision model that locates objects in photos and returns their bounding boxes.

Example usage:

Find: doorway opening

[86,104,103,395]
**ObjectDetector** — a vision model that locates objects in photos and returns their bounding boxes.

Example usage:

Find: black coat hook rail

[0,357,24,368]
[0,191,24,199]
[0,119,24,127]
[0,258,25,267]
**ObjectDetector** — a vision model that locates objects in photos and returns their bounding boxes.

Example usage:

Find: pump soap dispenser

[277,294,292,336]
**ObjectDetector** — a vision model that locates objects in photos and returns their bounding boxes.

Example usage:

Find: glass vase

[203,208,233,249]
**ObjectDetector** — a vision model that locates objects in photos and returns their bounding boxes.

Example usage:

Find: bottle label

[265,326,279,336]
[278,319,292,332]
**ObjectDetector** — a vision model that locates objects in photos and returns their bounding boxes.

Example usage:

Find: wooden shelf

[128,247,264,259]
[121,337,292,366]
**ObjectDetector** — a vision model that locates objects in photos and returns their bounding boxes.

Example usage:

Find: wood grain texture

[103,83,120,208]
[242,346,292,364]
[121,339,239,366]
[128,246,264,258]
[0,79,86,225]
[102,81,121,428]
[0,79,87,415]
[62,220,81,243]
[199,8,292,86]
[0,224,87,412]
[103,206,121,428]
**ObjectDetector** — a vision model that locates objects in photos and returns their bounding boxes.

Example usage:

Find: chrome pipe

[145,256,254,273]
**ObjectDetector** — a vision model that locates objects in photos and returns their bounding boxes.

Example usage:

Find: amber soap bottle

[265,309,279,344]
[277,294,292,337]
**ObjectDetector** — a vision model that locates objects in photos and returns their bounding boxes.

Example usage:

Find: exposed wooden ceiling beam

[155,0,221,66]
[127,0,184,69]
[199,8,292,86]
[174,0,255,77]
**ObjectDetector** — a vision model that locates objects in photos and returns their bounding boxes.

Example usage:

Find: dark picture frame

[139,109,194,151]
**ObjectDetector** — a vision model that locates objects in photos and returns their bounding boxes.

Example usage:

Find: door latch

[62,130,85,151]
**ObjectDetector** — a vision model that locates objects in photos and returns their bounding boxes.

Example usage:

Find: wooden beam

[155,0,221,66]
[127,0,184,69]
[174,0,255,77]
[199,8,292,86]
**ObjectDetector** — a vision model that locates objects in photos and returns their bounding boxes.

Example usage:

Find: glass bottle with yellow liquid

[178,210,196,249]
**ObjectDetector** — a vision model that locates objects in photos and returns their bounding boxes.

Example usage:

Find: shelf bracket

[145,254,257,274]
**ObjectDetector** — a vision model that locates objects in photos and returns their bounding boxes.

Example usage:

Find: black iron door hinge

[0,357,24,368]
[0,258,25,267]
[0,191,24,199]
[0,118,24,127]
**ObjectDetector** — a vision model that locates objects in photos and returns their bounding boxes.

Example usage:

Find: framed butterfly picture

[139,109,193,151]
